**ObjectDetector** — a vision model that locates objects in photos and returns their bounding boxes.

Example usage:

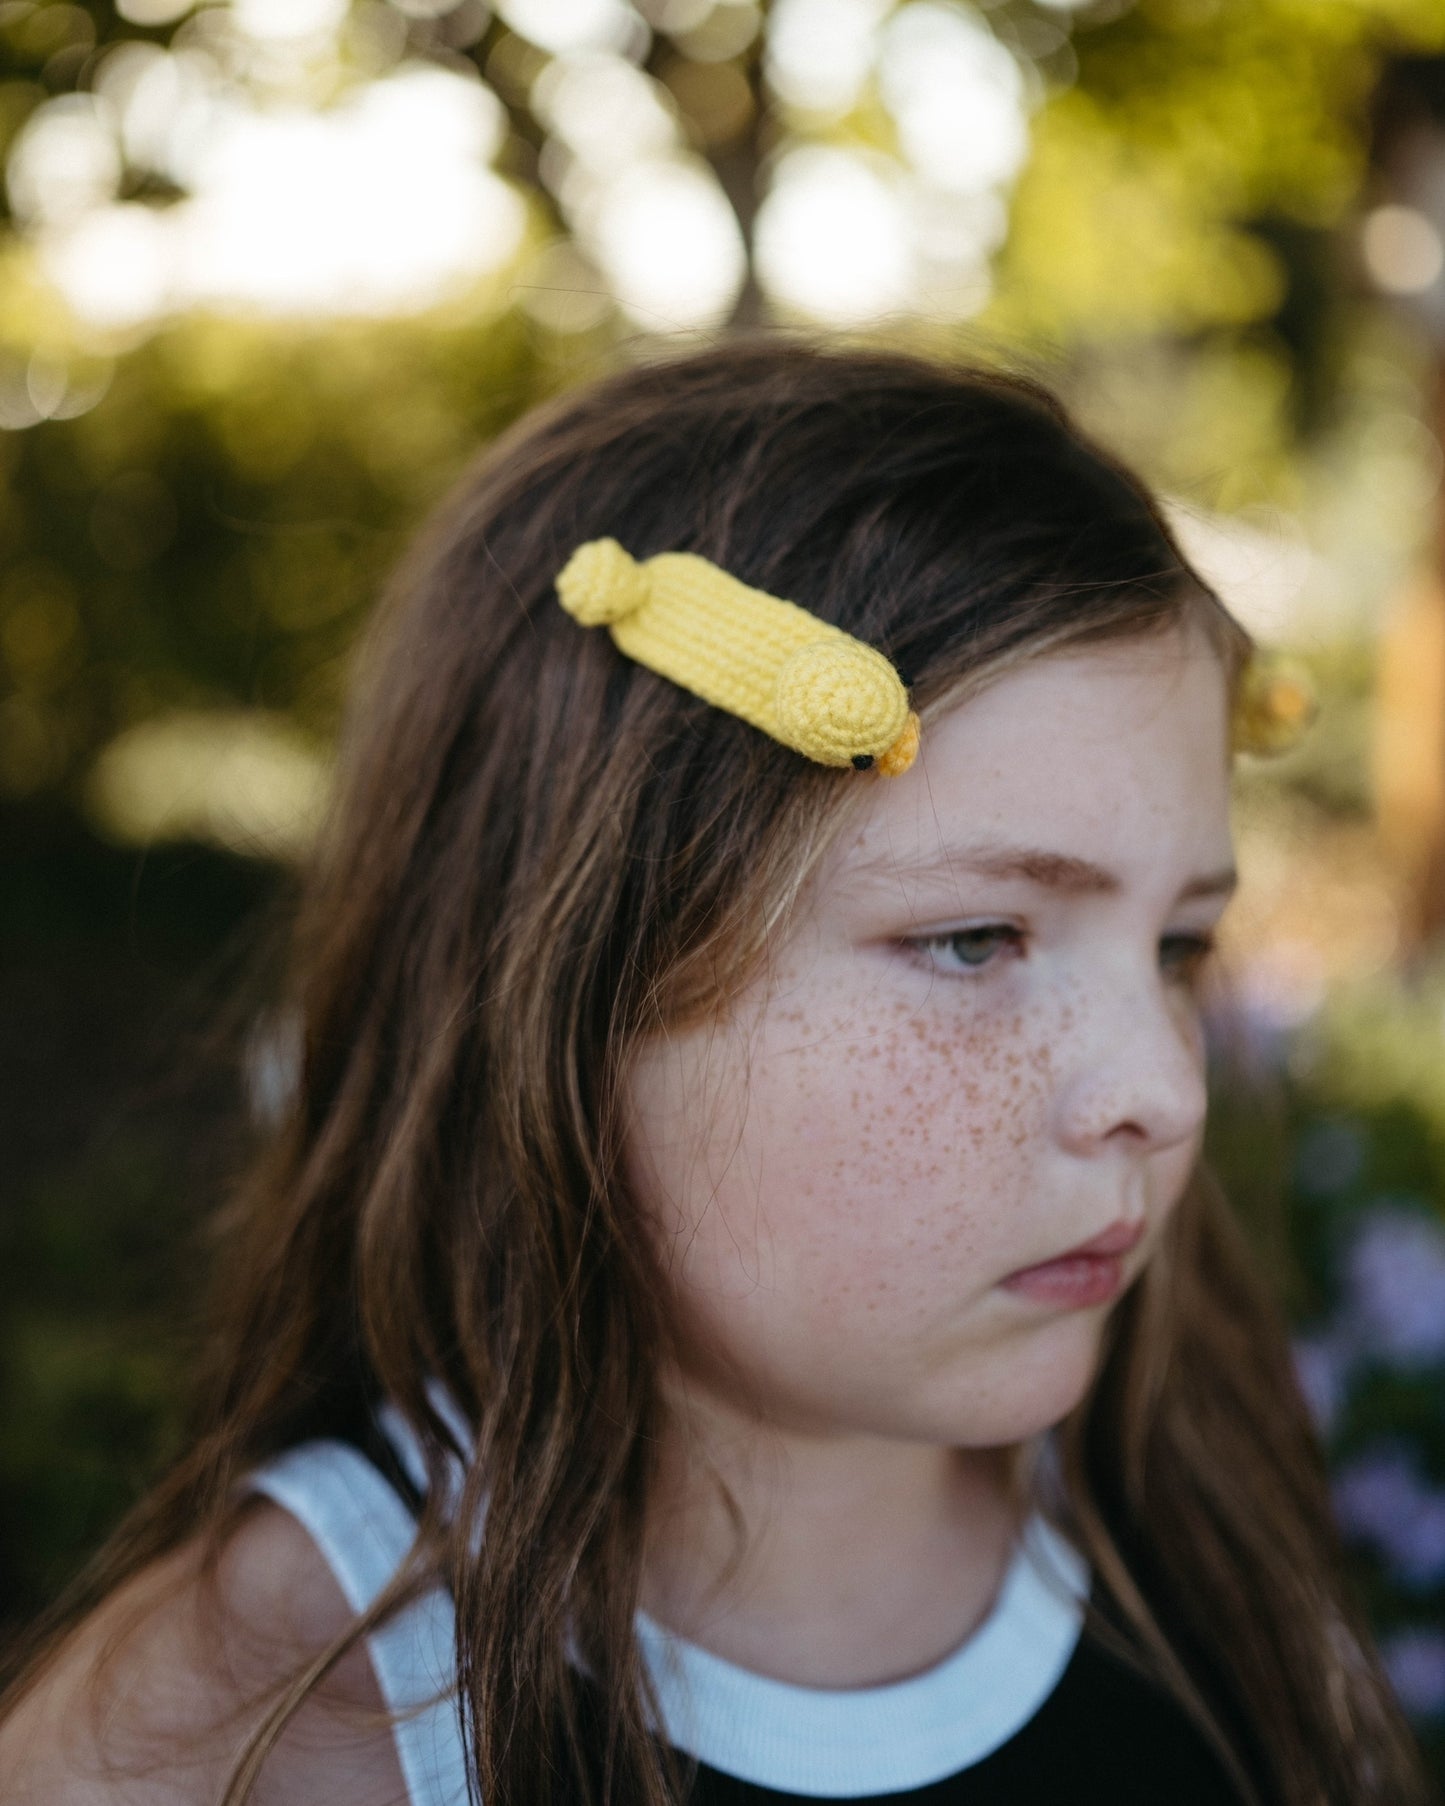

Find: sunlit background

[5,0,1445,1768]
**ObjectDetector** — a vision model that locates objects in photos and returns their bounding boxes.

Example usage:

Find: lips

[1066,1217,1146,1259]
[997,1217,1146,1309]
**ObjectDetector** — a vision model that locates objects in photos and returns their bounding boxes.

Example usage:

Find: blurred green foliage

[0,303,571,805]
[1,800,277,1626]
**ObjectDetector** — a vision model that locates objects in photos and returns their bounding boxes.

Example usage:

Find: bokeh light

[230,0,350,42]
[532,46,745,328]
[877,2,1031,193]
[7,94,123,228]
[116,0,198,22]
[28,62,526,327]
[764,0,892,115]
[85,710,331,861]
[494,0,647,58]
[1363,203,1445,297]
[755,146,915,324]
[579,155,746,329]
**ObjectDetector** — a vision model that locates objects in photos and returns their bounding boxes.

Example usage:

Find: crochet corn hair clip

[555,538,1316,773]
[555,538,921,775]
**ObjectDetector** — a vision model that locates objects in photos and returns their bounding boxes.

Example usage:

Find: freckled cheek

[755,998,1054,1276]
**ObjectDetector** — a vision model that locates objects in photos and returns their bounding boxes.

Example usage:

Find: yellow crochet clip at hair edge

[555,538,921,775]
[1229,649,1319,758]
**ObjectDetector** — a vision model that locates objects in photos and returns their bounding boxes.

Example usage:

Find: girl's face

[622,627,1236,1451]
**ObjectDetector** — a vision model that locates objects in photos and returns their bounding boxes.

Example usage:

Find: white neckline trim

[377,1391,1091,1799]
[633,1514,1089,1797]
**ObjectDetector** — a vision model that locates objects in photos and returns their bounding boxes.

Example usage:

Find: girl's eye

[906,927,1220,983]
[1160,932,1218,985]
[908,925,1022,975]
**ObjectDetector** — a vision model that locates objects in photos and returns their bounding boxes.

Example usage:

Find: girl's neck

[638,1390,1022,1690]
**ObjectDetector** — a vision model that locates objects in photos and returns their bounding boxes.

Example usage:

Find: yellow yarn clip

[555,538,921,775]
[1229,649,1319,758]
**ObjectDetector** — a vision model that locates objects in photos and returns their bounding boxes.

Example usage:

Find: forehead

[819,633,1234,905]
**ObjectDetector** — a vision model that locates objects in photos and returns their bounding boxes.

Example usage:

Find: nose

[1050,968,1209,1157]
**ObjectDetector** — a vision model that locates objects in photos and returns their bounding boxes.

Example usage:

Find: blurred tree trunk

[709,130,768,330]
[1367,58,1445,960]
[1373,552,1445,958]
[645,31,772,331]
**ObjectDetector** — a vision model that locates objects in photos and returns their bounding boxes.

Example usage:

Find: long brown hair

[3,337,1435,1805]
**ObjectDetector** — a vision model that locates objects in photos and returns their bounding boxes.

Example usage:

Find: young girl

[0,340,1434,1806]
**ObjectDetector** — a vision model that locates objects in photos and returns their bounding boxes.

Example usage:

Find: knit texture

[555,539,1314,772]
[555,538,920,774]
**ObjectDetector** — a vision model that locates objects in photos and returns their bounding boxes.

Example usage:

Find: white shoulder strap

[243,1440,473,1806]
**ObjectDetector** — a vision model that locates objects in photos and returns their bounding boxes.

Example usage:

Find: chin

[929,1344,1103,1448]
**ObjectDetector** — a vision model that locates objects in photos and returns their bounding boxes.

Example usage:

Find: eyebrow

[850,841,1239,903]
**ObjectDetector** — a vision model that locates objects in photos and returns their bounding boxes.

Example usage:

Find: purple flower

[1290,1329,1353,1437]
[1379,1627,1445,1720]
[1340,1204,1445,1369]
[1332,1443,1445,1592]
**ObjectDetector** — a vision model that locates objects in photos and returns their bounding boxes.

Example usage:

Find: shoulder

[0,1496,410,1805]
